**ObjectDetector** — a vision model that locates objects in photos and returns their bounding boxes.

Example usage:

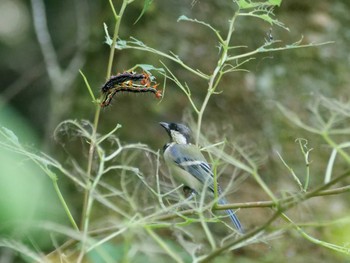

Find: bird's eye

[170,123,178,131]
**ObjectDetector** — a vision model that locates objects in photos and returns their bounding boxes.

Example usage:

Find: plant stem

[78,2,129,262]
[80,105,101,230]
[199,210,281,262]
[200,169,350,261]
[195,12,238,144]
[106,0,128,79]
[322,132,350,164]
[53,179,79,231]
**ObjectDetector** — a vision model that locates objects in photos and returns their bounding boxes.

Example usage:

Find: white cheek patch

[171,130,187,144]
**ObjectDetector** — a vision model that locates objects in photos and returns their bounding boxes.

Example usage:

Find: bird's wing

[165,144,244,233]
[167,144,215,192]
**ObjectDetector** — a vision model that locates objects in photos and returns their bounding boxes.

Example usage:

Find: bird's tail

[217,197,243,234]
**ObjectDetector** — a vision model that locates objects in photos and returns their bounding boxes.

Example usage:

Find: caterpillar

[100,71,162,107]
[101,86,162,107]
[101,72,145,93]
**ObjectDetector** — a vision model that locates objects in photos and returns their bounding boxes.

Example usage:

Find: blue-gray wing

[166,144,244,233]
[167,144,215,192]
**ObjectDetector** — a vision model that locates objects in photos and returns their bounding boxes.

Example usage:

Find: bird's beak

[159,122,170,131]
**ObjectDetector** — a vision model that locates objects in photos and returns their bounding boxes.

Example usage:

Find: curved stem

[195,11,238,144]
[322,132,350,164]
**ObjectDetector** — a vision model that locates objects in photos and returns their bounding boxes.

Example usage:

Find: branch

[217,169,350,210]
[30,0,88,92]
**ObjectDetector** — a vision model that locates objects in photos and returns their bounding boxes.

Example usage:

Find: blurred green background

[1,0,350,262]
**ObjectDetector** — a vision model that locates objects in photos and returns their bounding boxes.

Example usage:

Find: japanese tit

[160,122,243,233]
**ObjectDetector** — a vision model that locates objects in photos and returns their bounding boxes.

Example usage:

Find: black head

[159,122,191,144]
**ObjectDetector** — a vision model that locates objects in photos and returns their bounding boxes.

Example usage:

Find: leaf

[268,0,282,6]
[134,0,154,24]
[237,0,260,9]
[103,23,112,45]
[259,14,274,24]
[136,64,165,73]
[237,0,282,8]
[177,15,211,27]
[0,127,19,146]
[177,15,219,35]
[115,39,127,49]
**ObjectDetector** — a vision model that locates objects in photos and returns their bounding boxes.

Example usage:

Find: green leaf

[0,127,19,146]
[136,64,165,73]
[237,0,282,9]
[177,15,224,43]
[268,0,282,6]
[134,0,154,24]
[103,23,112,45]
[237,0,260,9]
[259,14,275,25]
[115,39,127,49]
[177,15,218,34]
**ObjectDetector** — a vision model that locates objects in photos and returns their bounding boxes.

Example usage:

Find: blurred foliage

[1,0,350,262]
[0,110,67,253]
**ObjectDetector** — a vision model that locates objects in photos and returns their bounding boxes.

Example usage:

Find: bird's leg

[183,186,197,201]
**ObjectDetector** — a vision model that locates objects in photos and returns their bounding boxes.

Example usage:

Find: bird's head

[159,122,191,144]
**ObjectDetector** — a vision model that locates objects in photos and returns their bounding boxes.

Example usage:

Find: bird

[159,122,243,233]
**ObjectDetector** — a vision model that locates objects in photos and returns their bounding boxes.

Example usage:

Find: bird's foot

[183,186,197,200]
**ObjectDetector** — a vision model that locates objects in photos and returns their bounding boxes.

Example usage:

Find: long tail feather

[218,197,243,233]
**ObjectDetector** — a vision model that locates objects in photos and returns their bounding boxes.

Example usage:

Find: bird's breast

[163,146,204,192]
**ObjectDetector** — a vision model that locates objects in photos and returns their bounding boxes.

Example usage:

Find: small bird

[160,122,243,233]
